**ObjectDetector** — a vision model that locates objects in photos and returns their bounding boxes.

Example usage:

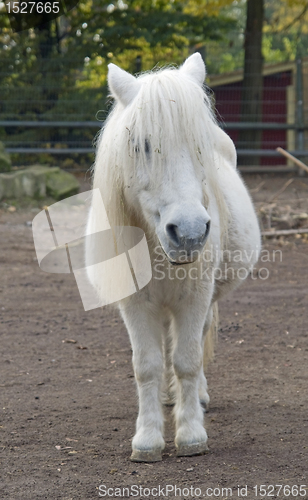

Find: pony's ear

[180,53,206,86]
[108,63,141,106]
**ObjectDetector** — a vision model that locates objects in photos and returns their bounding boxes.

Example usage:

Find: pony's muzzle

[164,219,211,263]
[165,221,210,248]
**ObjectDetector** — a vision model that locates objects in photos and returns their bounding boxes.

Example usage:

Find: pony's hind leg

[120,301,165,462]
[198,304,217,410]
[171,297,211,457]
[162,318,176,406]
[198,369,210,409]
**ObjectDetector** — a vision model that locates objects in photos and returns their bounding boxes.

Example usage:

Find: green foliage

[205,0,308,75]
[0,0,236,164]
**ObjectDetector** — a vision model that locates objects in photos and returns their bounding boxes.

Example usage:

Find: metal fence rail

[2,121,308,158]
[5,148,95,153]
[3,121,308,129]
[5,148,308,157]
[0,121,100,128]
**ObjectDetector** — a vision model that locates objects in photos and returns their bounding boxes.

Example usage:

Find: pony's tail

[203,302,219,368]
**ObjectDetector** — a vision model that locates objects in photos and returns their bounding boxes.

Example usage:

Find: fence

[2,121,308,170]
[1,56,308,171]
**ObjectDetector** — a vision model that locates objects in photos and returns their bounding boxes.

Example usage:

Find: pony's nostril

[165,223,181,246]
[195,221,211,245]
[202,220,211,242]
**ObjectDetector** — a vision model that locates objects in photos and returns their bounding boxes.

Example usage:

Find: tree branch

[269,2,308,34]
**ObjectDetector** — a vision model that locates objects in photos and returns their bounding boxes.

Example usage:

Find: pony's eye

[145,139,150,155]
[134,140,151,156]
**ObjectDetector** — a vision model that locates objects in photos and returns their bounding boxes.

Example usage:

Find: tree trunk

[35,19,59,114]
[238,0,264,166]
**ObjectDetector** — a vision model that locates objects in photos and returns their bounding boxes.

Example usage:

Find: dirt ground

[0,173,308,500]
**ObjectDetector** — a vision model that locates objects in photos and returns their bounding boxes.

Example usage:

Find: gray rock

[45,168,80,201]
[0,165,80,201]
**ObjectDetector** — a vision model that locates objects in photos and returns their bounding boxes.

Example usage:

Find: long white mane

[92,64,229,241]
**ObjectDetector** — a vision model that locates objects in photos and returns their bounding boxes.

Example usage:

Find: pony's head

[95,54,227,264]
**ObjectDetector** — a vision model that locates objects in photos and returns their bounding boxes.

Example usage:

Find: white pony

[87,53,261,462]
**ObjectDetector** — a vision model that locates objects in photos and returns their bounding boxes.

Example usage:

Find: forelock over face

[106,53,215,206]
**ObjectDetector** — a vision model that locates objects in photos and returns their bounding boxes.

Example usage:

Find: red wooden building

[208,59,308,166]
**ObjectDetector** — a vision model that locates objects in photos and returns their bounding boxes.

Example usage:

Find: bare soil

[0,174,308,500]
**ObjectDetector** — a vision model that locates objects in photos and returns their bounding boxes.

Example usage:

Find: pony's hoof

[130,449,162,462]
[176,442,209,457]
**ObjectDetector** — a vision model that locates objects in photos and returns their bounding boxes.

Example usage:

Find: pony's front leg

[120,303,165,462]
[172,299,210,457]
